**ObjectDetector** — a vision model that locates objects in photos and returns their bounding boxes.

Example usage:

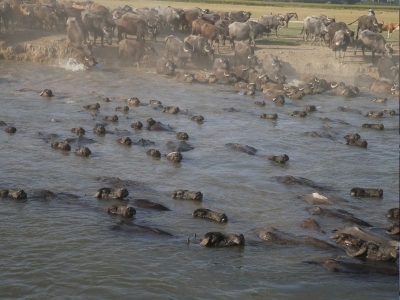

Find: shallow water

[0,60,398,299]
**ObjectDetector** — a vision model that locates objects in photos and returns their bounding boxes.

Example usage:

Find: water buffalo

[347,241,398,262]
[0,0,11,30]
[308,206,371,227]
[193,208,228,223]
[331,30,351,63]
[183,35,214,62]
[72,50,97,68]
[200,232,244,247]
[194,72,217,83]
[302,16,329,45]
[258,14,285,37]
[94,188,129,199]
[0,189,27,199]
[229,21,270,47]
[262,54,282,73]
[75,146,91,157]
[214,68,237,84]
[181,8,203,31]
[327,22,354,47]
[166,151,182,162]
[107,205,136,217]
[81,10,113,47]
[175,72,195,83]
[115,14,149,42]
[370,80,394,94]
[176,132,189,140]
[233,41,258,67]
[191,17,209,35]
[200,23,221,53]
[156,57,176,75]
[228,10,251,22]
[350,188,383,197]
[348,15,382,39]
[32,4,59,30]
[212,57,229,70]
[267,154,289,163]
[361,123,384,130]
[51,141,71,151]
[66,16,92,55]
[172,189,202,200]
[165,35,193,66]
[354,30,393,64]
[377,57,398,81]
[215,18,233,46]
[154,6,181,31]
[118,39,157,66]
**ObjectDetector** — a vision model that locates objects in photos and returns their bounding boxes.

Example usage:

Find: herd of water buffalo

[0,0,399,276]
[0,0,398,73]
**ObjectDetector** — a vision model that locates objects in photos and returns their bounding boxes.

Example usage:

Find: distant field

[98,0,399,23]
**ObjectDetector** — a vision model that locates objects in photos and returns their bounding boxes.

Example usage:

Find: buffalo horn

[299,88,304,91]
[275,75,280,79]
[183,46,190,52]
[103,27,108,34]
[224,72,230,77]
[385,43,389,49]
[331,83,338,88]
[242,68,248,71]
[248,54,252,59]
[204,46,210,53]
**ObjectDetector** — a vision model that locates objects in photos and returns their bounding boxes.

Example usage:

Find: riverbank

[1,26,398,83]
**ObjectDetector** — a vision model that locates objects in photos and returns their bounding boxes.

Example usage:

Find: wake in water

[59,58,87,71]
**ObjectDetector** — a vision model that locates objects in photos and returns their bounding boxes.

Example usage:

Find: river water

[0,60,398,299]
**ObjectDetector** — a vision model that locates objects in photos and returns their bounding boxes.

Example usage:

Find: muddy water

[0,60,398,299]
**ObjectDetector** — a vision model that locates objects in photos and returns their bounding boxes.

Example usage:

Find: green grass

[155,0,399,11]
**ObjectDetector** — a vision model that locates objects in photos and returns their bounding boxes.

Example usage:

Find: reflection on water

[0,61,398,299]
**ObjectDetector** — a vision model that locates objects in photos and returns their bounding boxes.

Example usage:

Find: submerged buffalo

[193,208,228,223]
[51,141,71,151]
[75,146,91,157]
[133,199,170,211]
[0,189,27,199]
[267,154,289,163]
[347,241,398,262]
[308,206,371,227]
[146,149,161,158]
[107,205,136,217]
[226,143,257,155]
[200,232,245,247]
[166,151,182,162]
[94,188,129,199]
[350,188,383,197]
[5,126,16,134]
[258,227,335,249]
[309,258,398,276]
[172,189,203,201]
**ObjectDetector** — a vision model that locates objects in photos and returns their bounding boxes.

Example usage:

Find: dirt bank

[0,28,398,82]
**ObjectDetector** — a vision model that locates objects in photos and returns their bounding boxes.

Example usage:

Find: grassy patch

[154,0,399,12]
